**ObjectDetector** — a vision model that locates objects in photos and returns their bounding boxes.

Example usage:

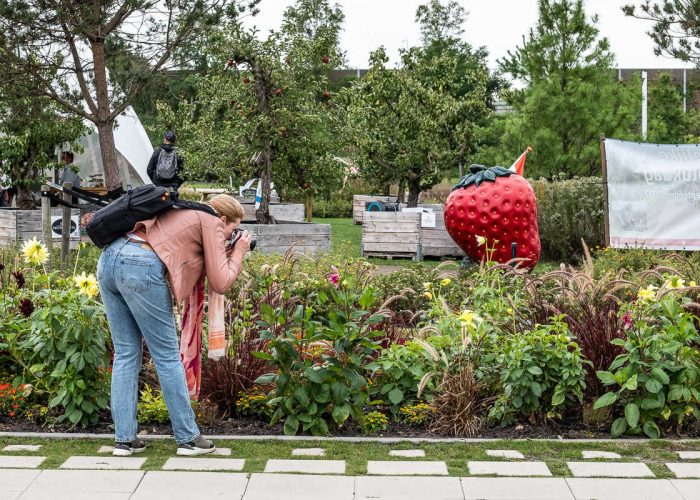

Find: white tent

[69,106,153,188]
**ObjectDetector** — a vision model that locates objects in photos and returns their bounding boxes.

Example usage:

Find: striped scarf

[180,276,226,399]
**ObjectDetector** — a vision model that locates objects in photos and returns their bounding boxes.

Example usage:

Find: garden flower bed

[1,239,700,440]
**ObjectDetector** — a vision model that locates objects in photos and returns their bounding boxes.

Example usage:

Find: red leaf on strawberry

[444,164,541,269]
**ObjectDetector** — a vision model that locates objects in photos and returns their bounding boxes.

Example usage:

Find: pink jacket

[132,208,245,304]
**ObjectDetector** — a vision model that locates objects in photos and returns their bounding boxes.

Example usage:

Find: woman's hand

[234,230,252,254]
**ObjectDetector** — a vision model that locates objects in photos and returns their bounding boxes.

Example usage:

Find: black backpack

[155,149,179,184]
[85,185,216,248]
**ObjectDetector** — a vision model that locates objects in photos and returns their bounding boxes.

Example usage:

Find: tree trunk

[92,41,121,191]
[396,178,405,204]
[305,190,313,222]
[407,177,421,208]
[252,61,272,224]
[382,183,390,196]
[16,185,35,210]
[458,163,464,178]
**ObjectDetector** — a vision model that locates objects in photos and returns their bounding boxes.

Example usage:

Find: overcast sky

[243,0,694,71]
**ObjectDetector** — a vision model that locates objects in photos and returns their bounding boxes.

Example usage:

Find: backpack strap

[173,199,218,217]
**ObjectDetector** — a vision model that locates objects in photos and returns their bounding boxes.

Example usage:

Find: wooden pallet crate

[0,209,80,249]
[239,221,331,255]
[361,212,421,260]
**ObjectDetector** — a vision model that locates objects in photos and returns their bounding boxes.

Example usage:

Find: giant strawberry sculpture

[444,164,540,269]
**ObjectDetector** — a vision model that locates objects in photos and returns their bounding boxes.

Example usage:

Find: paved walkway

[4,442,700,498]
[3,470,700,499]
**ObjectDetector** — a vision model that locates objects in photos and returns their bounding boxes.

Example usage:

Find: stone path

[5,443,700,498]
[4,470,700,499]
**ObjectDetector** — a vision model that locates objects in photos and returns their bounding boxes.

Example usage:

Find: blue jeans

[97,238,200,444]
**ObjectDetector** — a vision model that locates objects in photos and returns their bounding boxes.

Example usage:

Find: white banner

[605,139,700,250]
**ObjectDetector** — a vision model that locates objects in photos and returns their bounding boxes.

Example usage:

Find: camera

[228,228,257,251]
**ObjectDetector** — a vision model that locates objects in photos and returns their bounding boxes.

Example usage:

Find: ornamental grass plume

[20,237,48,266]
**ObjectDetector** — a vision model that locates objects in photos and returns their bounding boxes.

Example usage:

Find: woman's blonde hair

[208,194,245,222]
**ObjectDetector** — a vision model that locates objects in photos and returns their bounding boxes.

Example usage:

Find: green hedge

[530,176,605,262]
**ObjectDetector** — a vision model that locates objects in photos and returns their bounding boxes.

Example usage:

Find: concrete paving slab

[60,456,145,470]
[263,459,345,474]
[0,470,40,491]
[161,458,245,471]
[0,492,20,500]
[467,461,552,477]
[461,477,574,500]
[356,476,463,500]
[678,451,700,460]
[566,478,683,500]
[389,450,425,458]
[1,446,41,452]
[211,448,232,456]
[243,473,354,500]
[670,479,700,500]
[581,451,621,459]
[291,448,325,457]
[485,450,524,460]
[23,470,144,492]
[567,462,654,478]
[0,457,45,469]
[389,450,426,458]
[667,463,700,478]
[97,446,113,454]
[367,461,448,476]
[17,493,131,500]
[131,471,248,499]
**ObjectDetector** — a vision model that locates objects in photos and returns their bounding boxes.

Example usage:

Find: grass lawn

[0,435,695,477]
[314,217,566,272]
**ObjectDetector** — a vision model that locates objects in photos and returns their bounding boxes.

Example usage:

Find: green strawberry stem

[452,164,514,190]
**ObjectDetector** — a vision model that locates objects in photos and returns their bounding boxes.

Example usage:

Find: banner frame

[599,134,611,247]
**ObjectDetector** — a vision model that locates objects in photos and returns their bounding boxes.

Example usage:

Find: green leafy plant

[360,410,389,435]
[255,270,387,436]
[137,385,170,424]
[487,317,589,426]
[367,341,438,414]
[594,296,700,438]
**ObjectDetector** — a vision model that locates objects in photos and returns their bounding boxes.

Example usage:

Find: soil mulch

[0,416,637,440]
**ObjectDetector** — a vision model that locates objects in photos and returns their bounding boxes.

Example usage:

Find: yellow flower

[507,307,513,315]
[458,309,475,328]
[666,276,686,289]
[21,237,49,266]
[74,272,99,298]
[690,281,698,288]
[476,235,487,246]
[637,285,657,303]
[423,292,433,300]
[423,282,432,291]
[440,278,451,287]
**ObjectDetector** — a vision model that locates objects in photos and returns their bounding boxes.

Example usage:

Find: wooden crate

[242,203,305,223]
[239,221,331,255]
[362,212,421,260]
[352,195,399,224]
[418,205,465,258]
[0,209,80,249]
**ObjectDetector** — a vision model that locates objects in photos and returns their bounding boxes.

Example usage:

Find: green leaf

[611,417,627,438]
[304,367,323,383]
[643,421,661,439]
[527,365,543,375]
[596,371,616,385]
[255,373,276,386]
[331,404,351,425]
[645,378,663,394]
[283,415,300,436]
[652,368,670,385]
[623,375,638,391]
[594,392,618,409]
[294,386,310,407]
[624,403,640,428]
[388,388,404,405]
